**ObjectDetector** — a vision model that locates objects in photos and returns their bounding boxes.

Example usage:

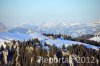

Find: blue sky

[0,0,100,27]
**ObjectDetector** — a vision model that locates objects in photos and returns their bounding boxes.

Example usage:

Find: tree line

[42,33,100,47]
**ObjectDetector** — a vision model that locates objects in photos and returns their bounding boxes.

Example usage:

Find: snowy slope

[0,32,49,49]
[0,32,32,41]
[0,32,99,50]
[46,39,100,50]
[0,32,49,41]
[89,37,100,42]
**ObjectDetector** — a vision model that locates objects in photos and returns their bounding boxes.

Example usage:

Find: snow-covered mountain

[9,21,100,37]
[0,22,7,32]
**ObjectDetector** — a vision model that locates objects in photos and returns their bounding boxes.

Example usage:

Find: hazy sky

[0,0,100,27]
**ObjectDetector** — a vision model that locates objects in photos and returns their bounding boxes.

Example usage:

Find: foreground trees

[0,38,99,66]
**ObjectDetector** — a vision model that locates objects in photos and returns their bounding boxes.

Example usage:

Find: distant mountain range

[9,21,100,37]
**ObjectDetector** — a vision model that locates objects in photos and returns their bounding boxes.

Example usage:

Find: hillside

[0,32,99,50]
[0,32,99,66]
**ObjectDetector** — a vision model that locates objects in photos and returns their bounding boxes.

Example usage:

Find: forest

[0,37,99,66]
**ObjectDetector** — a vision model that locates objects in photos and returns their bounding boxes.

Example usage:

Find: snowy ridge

[0,32,49,41]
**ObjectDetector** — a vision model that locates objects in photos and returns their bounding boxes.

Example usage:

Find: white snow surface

[90,37,100,42]
[0,32,100,50]
[46,39,100,50]
[0,32,49,41]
